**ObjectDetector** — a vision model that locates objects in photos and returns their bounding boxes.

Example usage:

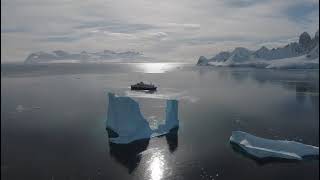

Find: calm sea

[1,63,319,180]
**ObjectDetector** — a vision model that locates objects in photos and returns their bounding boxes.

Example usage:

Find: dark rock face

[197,56,209,65]
[212,51,231,62]
[314,30,319,42]
[254,46,269,59]
[299,32,312,51]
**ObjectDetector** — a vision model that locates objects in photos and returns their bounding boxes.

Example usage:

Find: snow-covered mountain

[197,30,319,69]
[24,50,148,64]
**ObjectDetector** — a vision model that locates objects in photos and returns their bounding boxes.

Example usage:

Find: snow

[230,131,319,161]
[106,93,179,144]
[197,30,319,69]
[212,51,231,62]
[226,47,253,63]
[307,44,319,59]
[206,55,319,69]
[266,56,319,69]
[24,50,148,64]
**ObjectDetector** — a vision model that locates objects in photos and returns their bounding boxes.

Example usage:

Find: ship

[131,82,157,91]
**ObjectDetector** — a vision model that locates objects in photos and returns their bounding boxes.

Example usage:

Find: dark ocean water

[1,63,319,180]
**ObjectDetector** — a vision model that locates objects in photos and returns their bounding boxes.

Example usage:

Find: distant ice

[15,105,40,112]
[24,50,150,64]
[198,30,319,69]
[16,105,25,112]
[265,56,319,69]
[106,93,179,144]
[205,55,319,69]
[230,131,319,161]
[123,89,199,103]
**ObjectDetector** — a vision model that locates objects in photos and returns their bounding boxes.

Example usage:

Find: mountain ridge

[24,50,147,64]
[197,30,319,69]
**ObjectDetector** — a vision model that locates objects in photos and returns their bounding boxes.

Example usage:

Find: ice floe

[230,131,319,161]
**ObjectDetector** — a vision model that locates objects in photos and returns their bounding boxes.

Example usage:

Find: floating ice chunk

[16,105,25,112]
[15,105,40,112]
[106,93,179,144]
[106,93,153,144]
[230,131,319,161]
[155,100,179,134]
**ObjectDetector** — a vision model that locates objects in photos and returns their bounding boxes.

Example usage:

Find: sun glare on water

[147,150,166,180]
[135,63,181,73]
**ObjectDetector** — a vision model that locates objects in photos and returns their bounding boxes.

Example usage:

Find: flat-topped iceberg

[230,131,319,161]
[106,93,179,144]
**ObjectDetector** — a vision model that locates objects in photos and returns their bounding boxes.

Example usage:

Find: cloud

[285,1,319,23]
[164,23,201,29]
[147,32,168,40]
[104,32,137,39]
[1,0,319,62]
[75,21,155,33]
[222,0,269,8]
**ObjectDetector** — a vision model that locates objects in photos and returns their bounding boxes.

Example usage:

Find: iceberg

[230,131,319,161]
[155,100,179,134]
[106,93,153,144]
[106,93,179,144]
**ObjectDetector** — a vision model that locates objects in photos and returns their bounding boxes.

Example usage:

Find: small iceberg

[106,93,179,144]
[16,105,26,112]
[230,131,319,161]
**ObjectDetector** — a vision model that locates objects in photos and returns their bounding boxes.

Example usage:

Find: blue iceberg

[230,131,319,161]
[106,93,179,144]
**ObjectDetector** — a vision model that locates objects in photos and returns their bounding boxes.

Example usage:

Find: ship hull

[131,86,157,91]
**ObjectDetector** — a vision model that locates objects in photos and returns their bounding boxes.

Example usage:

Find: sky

[1,0,319,63]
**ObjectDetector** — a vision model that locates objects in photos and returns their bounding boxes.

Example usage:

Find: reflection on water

[108,131,178,175]
[229,142,301,165]
[134,63,182,73]
[165,127,179,152]
[109,139,150,173]
[1,63,318,180]
[148,150,166,180]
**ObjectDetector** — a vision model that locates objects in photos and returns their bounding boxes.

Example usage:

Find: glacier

[230,131,319,161]
[24,50,149,64]
[106,93,179,144]
[197,30,319,69]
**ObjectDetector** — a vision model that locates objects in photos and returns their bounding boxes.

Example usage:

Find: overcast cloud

[1,0,319,62]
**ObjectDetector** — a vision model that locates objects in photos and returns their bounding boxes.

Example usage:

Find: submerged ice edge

[230,131,319,161]
[106,93,179,144]
[123,90,199,103]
